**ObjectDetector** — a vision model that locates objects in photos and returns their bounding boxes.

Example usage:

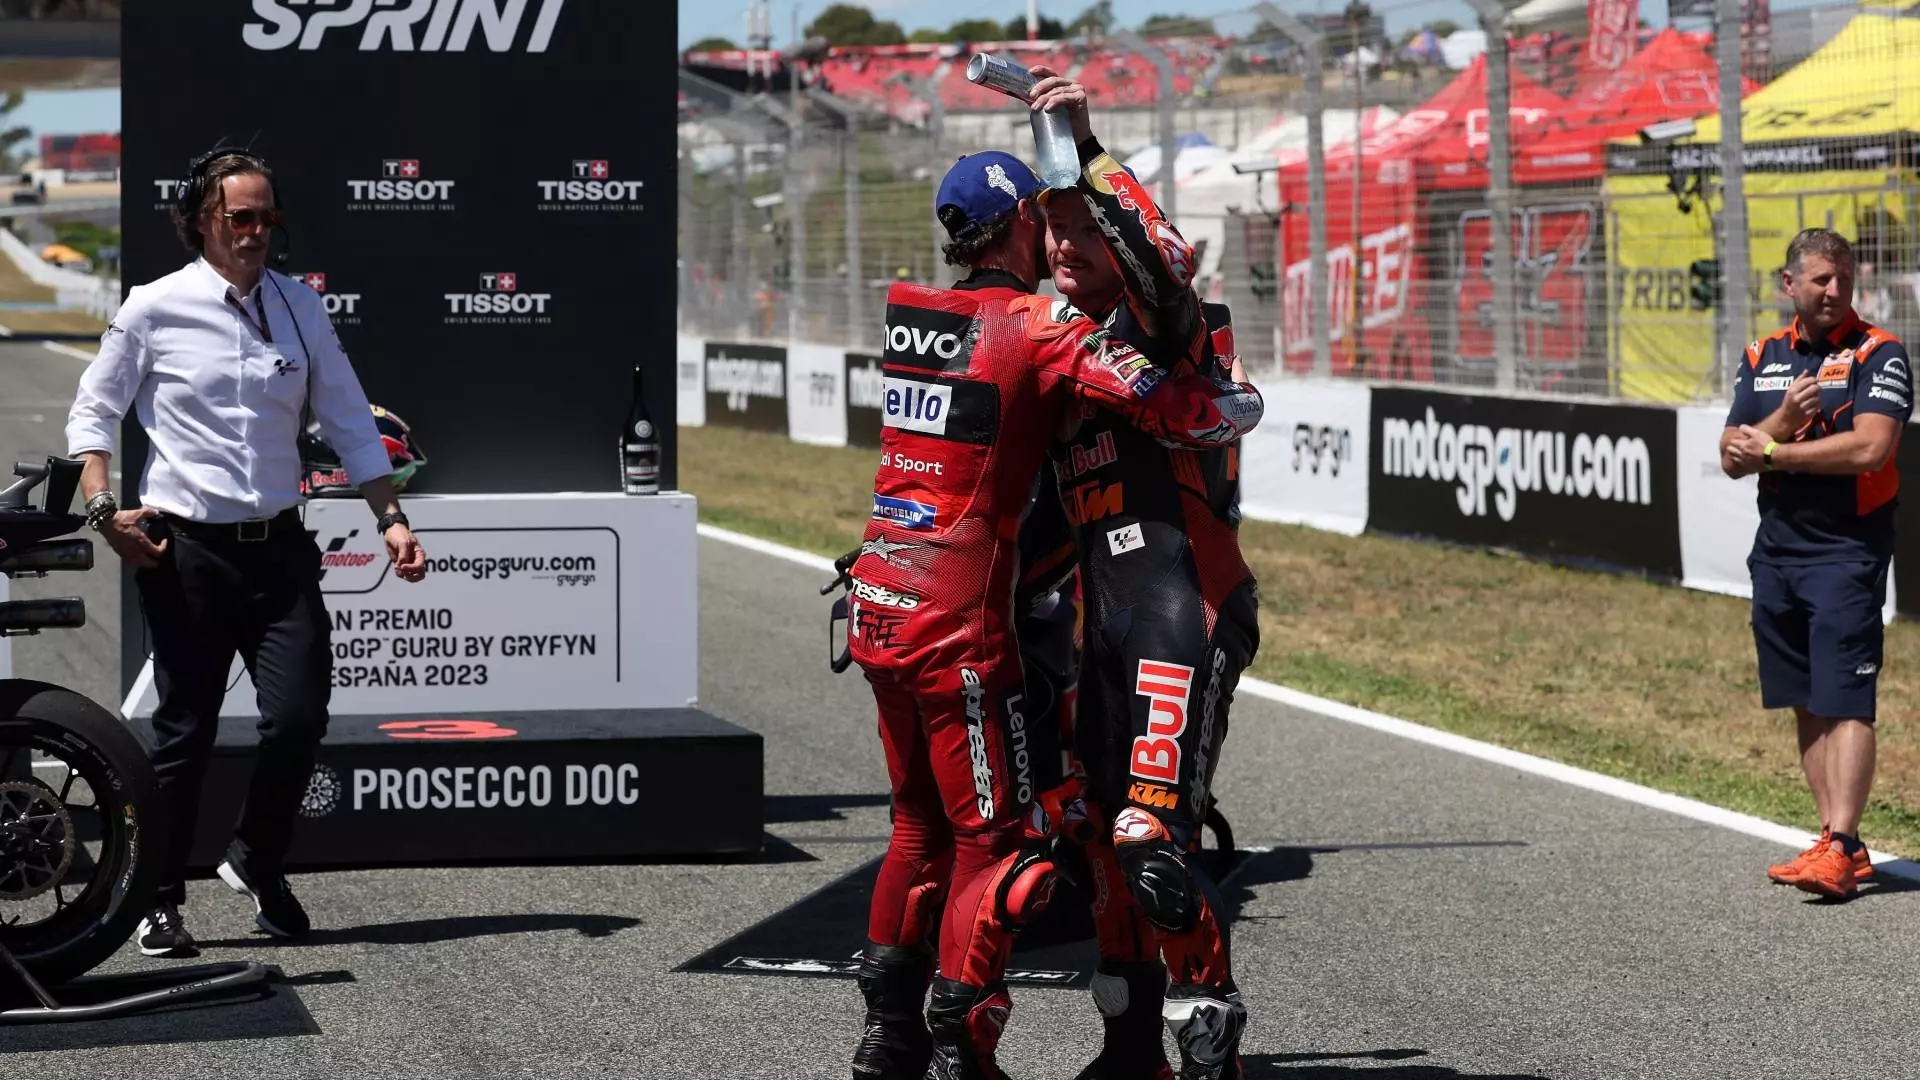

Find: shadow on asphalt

[1247,1048,1552,1078]
[0,964,319,1053]
[193,912,641,949]
[764,792,893,823]
[1800,872,1920,904]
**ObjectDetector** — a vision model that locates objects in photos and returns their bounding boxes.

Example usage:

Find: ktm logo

[1128,782,1179,810]
[1065,480,1124,525]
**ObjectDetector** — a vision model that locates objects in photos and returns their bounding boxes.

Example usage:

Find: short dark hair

[1785,227,1855,275]
[170,153,275,255]
[940,211,1015,268]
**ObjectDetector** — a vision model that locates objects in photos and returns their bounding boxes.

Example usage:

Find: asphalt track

[4,337,1920,1076]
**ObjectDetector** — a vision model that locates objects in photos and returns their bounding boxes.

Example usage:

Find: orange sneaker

[1792,838,1862,899]
[1768,828,1830,885]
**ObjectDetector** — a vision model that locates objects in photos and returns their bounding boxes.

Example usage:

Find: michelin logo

[1381,405,1653,521]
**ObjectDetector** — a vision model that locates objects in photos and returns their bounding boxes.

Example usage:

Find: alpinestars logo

[1381,405,1653,521]
[961,668,996,821]
[536,159,645,211]
[445,272,554,325]
[243,0,567,53]
[291,271,363,325]
[347,158,456,211]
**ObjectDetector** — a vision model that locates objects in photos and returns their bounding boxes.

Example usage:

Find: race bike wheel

[0,679,163,986]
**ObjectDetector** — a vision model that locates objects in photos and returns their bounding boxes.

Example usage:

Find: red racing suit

[848,260,1263,1065]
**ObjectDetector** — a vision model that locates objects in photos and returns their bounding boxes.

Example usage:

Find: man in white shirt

[65,145,427,958]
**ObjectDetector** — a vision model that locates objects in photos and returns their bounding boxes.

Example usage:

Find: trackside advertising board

[1367,387,1684,578]
[1238,378,1370,535]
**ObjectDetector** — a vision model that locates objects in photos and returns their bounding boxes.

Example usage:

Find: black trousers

[135,514,331,906]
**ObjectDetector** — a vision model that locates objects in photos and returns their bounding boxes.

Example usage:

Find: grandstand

[684,33,1234,119]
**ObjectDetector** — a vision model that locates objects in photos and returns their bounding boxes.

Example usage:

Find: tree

[909,27,950,43]
[1001,14,1066,40]
[1069,1,1113,38]
[949,18,1005,42]
[805,3,908,46]
[685,36,739,52]
[1425,19,1459,38]
[1343,1,1374,51]
[1138,13,1215,38]
[0,92,32,175]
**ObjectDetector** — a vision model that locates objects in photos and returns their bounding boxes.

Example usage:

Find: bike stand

[0,940,270,1024]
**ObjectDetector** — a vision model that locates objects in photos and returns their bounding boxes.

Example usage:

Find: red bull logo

[1147,220,1194,289]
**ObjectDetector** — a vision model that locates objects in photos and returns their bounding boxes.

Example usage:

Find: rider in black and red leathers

[1017,104,1263,1080]
[846,73,1266,1080]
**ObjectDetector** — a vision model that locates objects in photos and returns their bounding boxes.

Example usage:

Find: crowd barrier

[678,333,1907,621]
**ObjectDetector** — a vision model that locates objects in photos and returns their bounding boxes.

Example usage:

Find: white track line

[41,341,96,363]
[699,522,1920,883]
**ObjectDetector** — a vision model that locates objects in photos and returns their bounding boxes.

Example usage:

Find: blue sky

[677,0,1685,49]
[6,87,119,143]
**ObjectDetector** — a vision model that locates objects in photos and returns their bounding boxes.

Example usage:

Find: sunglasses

[221,207,282,233]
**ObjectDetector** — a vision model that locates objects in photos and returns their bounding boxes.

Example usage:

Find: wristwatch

[84,492,117,531]
[376,511,410,535]
[1762,439,1778,471]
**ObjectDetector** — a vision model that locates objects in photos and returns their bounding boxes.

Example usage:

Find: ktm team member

[846,79,1265,1080]
[1011,80,1257,1080]
[1722,227,1911,899]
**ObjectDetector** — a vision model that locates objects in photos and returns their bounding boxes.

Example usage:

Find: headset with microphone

[173,142,317,430]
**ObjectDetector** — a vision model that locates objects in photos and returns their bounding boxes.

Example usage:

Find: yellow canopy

[1607,8,1920,152]
[1602,8,1920,403]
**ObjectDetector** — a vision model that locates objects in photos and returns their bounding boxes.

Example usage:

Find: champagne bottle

[621,366,660,495]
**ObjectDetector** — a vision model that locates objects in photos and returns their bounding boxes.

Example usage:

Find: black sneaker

[136,905,199,958]
[216,853,311,938]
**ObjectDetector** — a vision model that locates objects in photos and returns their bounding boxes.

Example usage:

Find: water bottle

[965,53,1081,190]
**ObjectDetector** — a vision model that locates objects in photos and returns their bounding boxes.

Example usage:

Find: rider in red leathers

[847,72,1265,1080]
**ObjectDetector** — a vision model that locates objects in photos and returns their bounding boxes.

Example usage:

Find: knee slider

[994,845,1060,929]
[1116,840,1199,934]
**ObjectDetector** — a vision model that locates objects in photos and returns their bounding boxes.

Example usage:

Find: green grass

[680,423,1920,857]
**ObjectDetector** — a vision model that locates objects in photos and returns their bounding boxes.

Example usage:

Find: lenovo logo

[242,0,567,53]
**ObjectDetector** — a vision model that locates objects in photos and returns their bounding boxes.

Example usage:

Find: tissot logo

[151,178,186,211]
[242,0,568,53]
[445,272,553,325]
[536,159,645,210]
[346,158,456,211]
[291,271,363,325]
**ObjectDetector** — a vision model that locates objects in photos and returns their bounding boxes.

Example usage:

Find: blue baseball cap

[935,151,1044,240]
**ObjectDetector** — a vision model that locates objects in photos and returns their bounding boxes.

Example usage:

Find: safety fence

[679,0,1920,408]
[678,329,1920,619]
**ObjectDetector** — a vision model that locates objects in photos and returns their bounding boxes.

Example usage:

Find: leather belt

[162,508,303,543]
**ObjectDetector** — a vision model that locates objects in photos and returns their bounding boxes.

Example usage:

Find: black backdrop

[117,1,676,697]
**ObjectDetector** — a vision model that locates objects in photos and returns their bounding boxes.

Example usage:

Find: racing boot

[1163,982,1247,1080]
[1071,959,1173,1080]
[850,939,934,1080]
[926,976,1015,1080]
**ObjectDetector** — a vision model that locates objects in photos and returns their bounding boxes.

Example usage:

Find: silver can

[966,52,1039,101]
